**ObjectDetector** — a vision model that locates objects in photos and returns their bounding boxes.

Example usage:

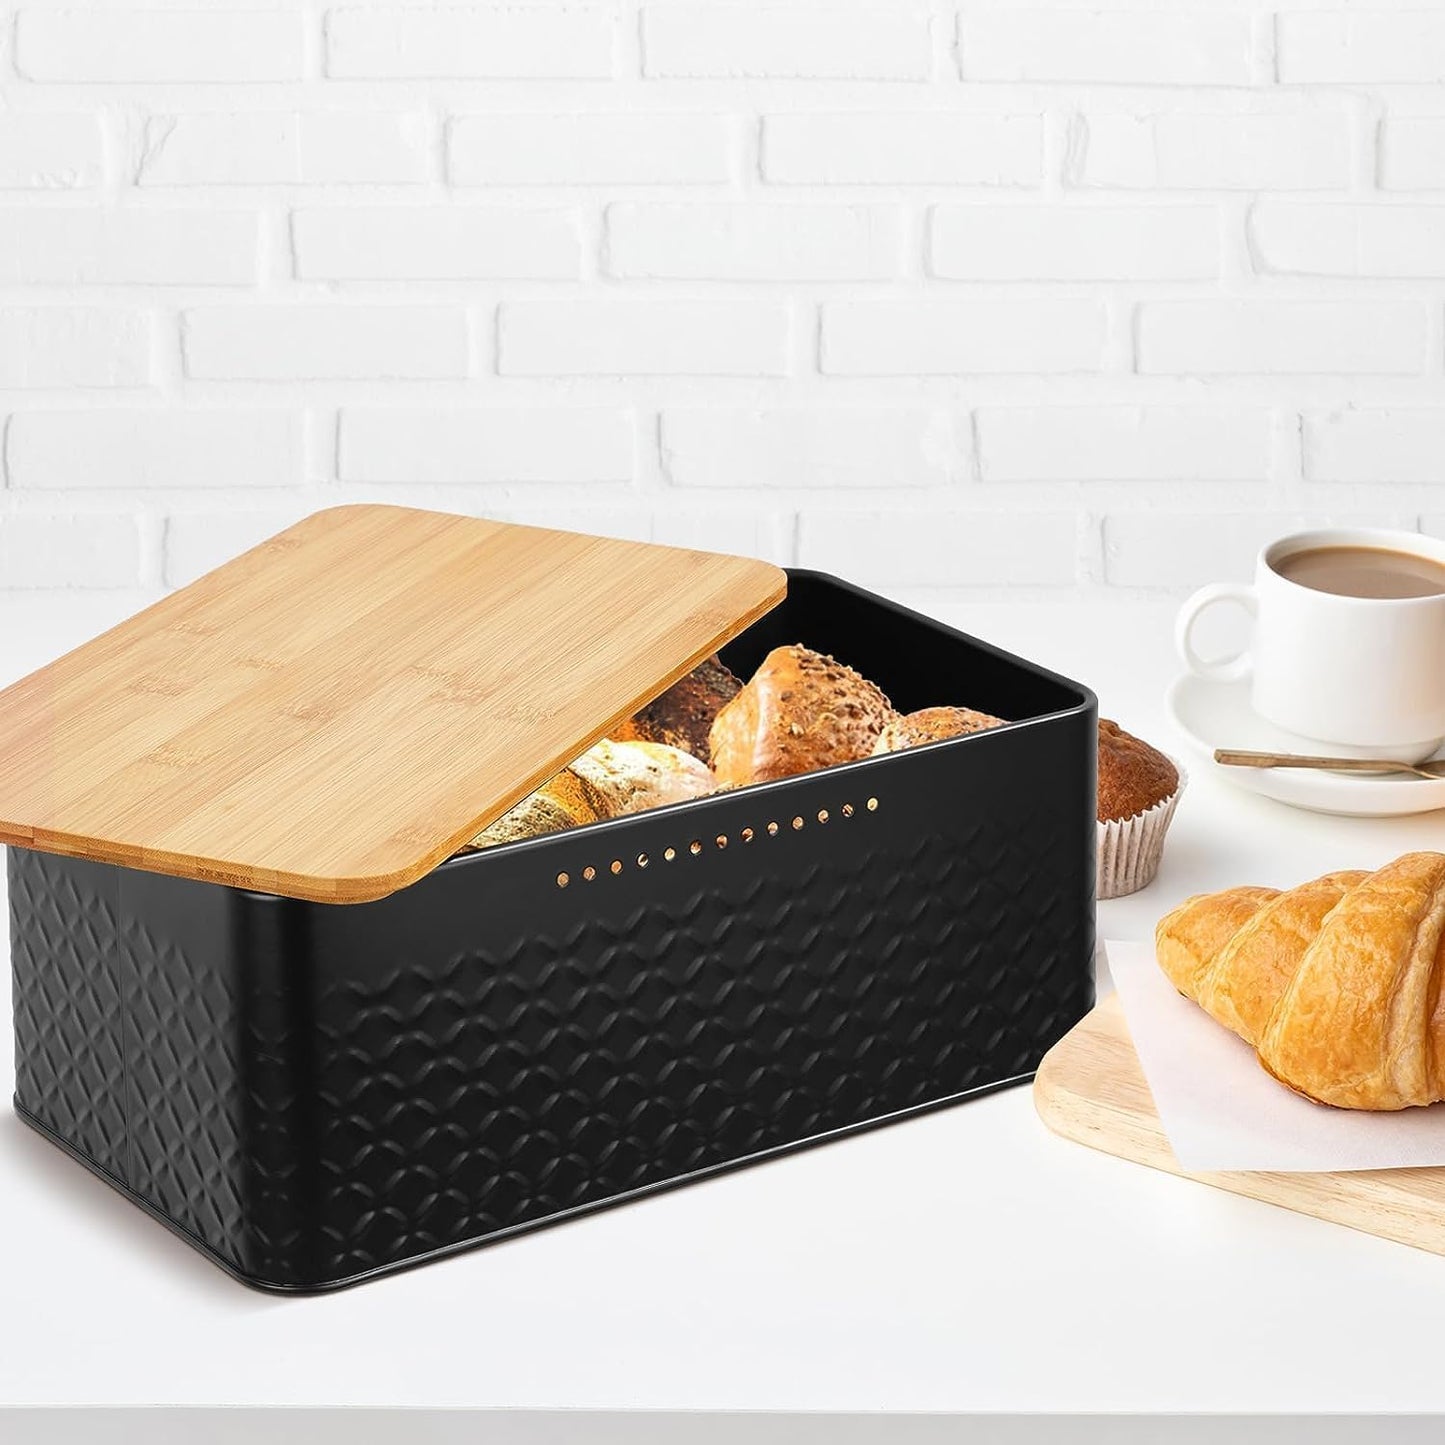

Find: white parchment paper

[1105,938,1445,1173]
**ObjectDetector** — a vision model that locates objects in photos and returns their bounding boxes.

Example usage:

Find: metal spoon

[1214,748,1445,781]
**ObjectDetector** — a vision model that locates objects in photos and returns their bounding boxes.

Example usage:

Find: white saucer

[1165,673,1445,818]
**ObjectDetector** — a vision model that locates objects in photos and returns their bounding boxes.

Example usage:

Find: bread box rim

[352,567,1100,884]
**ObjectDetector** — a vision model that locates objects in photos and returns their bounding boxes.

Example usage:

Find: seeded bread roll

[709,645,896,787]
[468,739,714,849]
[611,654,742,763]
[872,705,1005,755]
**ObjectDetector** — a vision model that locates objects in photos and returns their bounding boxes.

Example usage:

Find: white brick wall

[1380,116,1445,192]
[3,2,1445,601]
[662,410,957,489]
[0,310,151,389]
[498,299,790,376]
[0,210,260,286]
[959,11,1260,85]
[642,8,931,81]
[9,412,302,490]
[929,205,1219,281]
[1137,301,1428,376]
[822,299,1107,375]
[139,113,433,188]
[338,409,635,484]
[181,306,470,380]
[1069,105,1352,193]
[1302,409,1445,484]
[976,408,1272,484]
[325,8,615,80]
[0,114,105,191]
[292,207,582,280]
[605,204,904,280]
[1276,13,1445,85]
[450,114,735,186]
[762,113,1043,185]
[15,11,306,84]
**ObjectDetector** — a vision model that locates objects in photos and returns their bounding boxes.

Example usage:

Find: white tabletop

[4,591,1445,1441]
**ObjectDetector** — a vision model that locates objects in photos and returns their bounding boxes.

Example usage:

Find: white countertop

[5,591,1445,1440]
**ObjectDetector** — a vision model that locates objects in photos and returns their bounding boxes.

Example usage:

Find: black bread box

[6,513,1095,1291]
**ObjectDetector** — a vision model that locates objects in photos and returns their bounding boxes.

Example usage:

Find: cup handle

[1175,582,1258,683]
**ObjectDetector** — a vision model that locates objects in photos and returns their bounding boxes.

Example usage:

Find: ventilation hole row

[555,796,879,888]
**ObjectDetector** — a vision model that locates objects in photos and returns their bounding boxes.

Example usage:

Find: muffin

[872,705,1005,755]
[1096,718,1185,899]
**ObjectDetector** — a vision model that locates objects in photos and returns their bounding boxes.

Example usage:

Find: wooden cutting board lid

[0,506,786,903]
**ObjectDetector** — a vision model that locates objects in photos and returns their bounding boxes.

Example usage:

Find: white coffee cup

[1175,527,1445,761]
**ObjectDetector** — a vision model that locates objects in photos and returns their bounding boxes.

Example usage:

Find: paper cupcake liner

[1096,760,1187,901]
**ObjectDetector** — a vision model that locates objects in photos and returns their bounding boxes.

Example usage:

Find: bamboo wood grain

[0,505,786,903]
[1035,992,1445,1257]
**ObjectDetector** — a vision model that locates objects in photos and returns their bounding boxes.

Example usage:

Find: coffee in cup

[1272,544,1445,600]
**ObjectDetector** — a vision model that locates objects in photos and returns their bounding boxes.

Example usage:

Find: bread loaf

[708,645,896,787]
[468,739,714,849]
[467,790,599,850]
[872,705,1004,754]
[573,738,715,816]
[611,654,741,763]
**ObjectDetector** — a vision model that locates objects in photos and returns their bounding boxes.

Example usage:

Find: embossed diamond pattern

[122,911,247,1265]
[303,780,1093,1283]
[12,853,311,1284]
[9,850,127,1179]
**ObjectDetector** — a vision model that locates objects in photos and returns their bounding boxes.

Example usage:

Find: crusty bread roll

[708,645,895,787]
[872,705,1004,755]
[611,654,741,763]
[1156,853,1445,1109]
[468,739,714,849]
[573,738,714,816]
[469,791,596,850]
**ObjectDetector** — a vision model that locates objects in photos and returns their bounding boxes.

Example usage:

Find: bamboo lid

[0,506,786,903]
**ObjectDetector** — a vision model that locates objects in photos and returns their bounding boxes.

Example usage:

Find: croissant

[1156,852,1445,1110]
